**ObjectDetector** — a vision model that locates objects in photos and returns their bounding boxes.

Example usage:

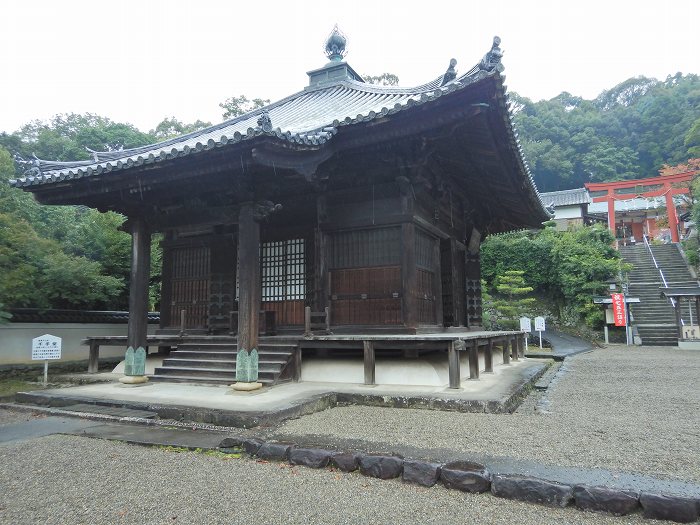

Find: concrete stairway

[150,338,298,385]
[619,244,696,346]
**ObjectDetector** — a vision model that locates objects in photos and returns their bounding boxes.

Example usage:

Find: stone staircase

[150,338,298,385]
[619,243,696,346]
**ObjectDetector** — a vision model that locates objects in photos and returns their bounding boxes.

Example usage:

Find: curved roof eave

[10,67,494,189]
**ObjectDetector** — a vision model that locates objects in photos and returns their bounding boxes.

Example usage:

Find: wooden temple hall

[11,29,549,389]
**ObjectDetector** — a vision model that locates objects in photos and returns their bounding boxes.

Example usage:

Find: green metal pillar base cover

[120,346,149,384]
[235,348,259,383]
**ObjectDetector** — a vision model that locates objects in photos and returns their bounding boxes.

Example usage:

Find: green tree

[151,117,212,141]
[481,224,622,328]
[685,117,700,157]
[490,270,535,329]
[6,113,153,161]
[512,73,700,191]
[219,95,270,120]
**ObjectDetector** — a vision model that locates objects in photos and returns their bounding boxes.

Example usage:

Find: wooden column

[512,336,520,361]
[448,341,461,389]
[674,300,682,339]
[468,341,479,380]
[402,223,418,329]
[363,340,375,385]
[293,345,302,382]
[237,202,261,351]
[127,216,151,350]
[502,338,511,365]
[315,194,328,313]
[484,339,494,373]
[433,237,444,326]
[88,341,99,374]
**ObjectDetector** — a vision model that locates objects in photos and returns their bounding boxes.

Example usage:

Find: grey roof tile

[540,188,591,207]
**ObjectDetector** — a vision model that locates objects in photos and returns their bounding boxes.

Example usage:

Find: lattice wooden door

[169,246,210,329]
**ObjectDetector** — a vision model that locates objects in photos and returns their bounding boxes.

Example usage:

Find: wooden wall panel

[328,228,401,269]
[168,246,211,328]
[417,268,437,324]
[330,266,401,325]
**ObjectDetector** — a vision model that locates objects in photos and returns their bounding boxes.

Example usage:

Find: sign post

[519,317,532,352]
[31,334,62,386]
[611,293,628,345]
[534,316,546,348]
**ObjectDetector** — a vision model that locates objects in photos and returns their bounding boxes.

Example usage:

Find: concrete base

[14,359,548,428]
[231,382,263,391]
[118,375,149,385]
[678,340,700,350]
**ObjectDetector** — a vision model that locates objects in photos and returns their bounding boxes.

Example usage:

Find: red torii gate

[585,172,694,243]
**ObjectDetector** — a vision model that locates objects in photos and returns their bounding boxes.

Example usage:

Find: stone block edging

[222,437,700,523]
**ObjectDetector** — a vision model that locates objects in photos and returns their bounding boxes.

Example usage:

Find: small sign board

[31,334,62,361]
[611,293,627,327]
[534,316,546,332]
[519,317,532,332]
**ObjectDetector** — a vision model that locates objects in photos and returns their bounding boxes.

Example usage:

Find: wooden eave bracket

[251,142,334,182]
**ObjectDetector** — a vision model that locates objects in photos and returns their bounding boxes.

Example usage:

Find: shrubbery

[481,224,625,328]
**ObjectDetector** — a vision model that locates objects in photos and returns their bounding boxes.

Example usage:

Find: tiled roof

[10,37,548,220]
[8,309,159,324]
[539,188,591,207]
[11,70,487,187]
[588,196,687,214]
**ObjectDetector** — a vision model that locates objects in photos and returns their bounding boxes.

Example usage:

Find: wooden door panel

[330,266,401,325]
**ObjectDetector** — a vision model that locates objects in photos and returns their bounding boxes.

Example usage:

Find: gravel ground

[0,434,667,525]
[277,346,700,483]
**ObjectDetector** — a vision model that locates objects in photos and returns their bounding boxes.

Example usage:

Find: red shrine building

[586,172,695,244]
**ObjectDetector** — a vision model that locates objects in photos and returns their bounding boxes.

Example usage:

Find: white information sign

[519,317,532,332]
[534,316,546,332]
[31,334,62,361]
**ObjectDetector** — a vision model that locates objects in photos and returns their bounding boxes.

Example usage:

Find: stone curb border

[219,437,700,524]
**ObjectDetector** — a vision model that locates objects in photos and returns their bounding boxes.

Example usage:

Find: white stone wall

[0,323,156,365]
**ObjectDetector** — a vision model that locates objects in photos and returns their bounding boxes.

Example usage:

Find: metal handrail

[642,234,676,308]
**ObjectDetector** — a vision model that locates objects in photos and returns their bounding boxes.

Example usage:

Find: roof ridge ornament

[13,153,42,177]
[324,25,348,62]
[479,36,504,72]
[256,110,272,132]
[441,58,458,86]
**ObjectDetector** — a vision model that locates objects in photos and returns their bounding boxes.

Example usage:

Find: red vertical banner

[611,293,626,326]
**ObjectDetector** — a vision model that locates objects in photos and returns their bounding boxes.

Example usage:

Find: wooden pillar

[293,345,302,382]
[127,216,151,350]
[484,339,494,373]
[315,194,328,313]
[695,298,700,330]
[448,341,461,389]
[237,202,261,351]
[674,300,682,339]
[402,223,418,329]
[468,341,479,380]
[512,336,520,361]
[433,237,444,326]
[465,230,482,328]
[363,340,375,385]
[88,341,99,373]
[664,187,679,243]
[502,338,511,365]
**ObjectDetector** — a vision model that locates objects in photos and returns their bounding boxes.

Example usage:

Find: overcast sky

[2,0,698,134]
